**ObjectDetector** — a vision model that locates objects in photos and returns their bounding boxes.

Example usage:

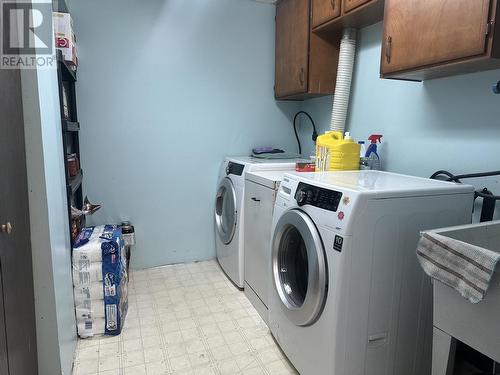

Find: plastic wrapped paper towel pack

[75,299,105,319]
[74,282,105,303]
[72,225,128,338]
[72,262,103,284]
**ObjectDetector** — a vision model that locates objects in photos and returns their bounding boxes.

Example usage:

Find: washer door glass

[272,209,327,326]
[215,177,237,245]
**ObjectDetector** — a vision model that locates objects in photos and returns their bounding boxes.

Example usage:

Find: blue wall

[302,23,500,182]
[69,0,301,269]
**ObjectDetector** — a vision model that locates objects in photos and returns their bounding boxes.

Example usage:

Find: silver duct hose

[330,28,357,132]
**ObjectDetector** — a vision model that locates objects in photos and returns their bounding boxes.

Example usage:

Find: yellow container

[315,131,360,171]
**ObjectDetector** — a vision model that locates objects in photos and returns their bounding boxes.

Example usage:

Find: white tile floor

[72,260,298,375]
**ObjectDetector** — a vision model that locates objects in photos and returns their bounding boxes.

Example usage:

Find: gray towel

[251,152,303,159]
[417,232,500,303]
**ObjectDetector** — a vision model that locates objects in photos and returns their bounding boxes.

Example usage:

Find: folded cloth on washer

[417,232,500,303]
[251,152,303,159]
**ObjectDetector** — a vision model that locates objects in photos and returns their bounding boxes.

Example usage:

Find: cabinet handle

[330,0,335,11]
[299,68,305,86]
[251,197,261,202]
[385,36,392,64]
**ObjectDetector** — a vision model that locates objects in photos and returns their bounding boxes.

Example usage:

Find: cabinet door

[275,0,310,97]
[312,0,341,28]
[343,0,371,13]
[381,0,491,75]
[244,181,276,307]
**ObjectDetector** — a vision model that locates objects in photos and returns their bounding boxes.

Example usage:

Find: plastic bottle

[365,134,383,170]
[358,141,369,170]
[315,131,360,171]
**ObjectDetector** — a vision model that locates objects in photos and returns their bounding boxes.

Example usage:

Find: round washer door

[215,177,237,245]
[272,209,327,326]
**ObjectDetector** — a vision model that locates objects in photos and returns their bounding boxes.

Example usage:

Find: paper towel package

[72,225,128,338]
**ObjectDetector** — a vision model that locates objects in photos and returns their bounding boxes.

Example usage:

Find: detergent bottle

[365,134,383,170]
[315,131,360,171]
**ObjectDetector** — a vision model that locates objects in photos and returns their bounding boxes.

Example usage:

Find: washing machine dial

[297,189,313,206]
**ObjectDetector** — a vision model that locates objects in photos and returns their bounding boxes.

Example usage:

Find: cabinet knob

[251,197,261,202]
[1,222,12,235]
[385,36,392,64]
[299,68,305,86]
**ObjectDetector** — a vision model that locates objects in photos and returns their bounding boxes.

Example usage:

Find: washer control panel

[226,162,244,176]
[295,182,343,212]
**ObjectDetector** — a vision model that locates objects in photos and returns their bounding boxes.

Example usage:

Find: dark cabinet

[312,0,341,28]
[275,0,309,97]
[381,0,500,80]
[275,0,339,100]
[343,0,372,13]
[311,0,384,40]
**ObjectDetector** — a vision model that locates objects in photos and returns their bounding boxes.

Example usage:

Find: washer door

[272,209,327,326]
[215,177,237,245]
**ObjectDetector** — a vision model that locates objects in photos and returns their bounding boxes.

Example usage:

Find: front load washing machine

[214,156,300,288]
[268,171,474,375]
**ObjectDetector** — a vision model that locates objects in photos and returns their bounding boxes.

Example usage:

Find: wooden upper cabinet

[312,0,341,28]
[275,0,310,98]
[312,0,384,41]
[381,0,500,80]
[344,0,372,13]
[275,0,339,100]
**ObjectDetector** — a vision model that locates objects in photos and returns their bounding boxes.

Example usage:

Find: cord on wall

[293,111,318,155]
[493,81,500,94]
[430,169,500,222]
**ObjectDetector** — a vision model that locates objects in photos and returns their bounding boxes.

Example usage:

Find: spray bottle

[365,134,383,170]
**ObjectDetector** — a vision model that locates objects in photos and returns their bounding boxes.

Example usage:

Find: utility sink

[424,221,500,374]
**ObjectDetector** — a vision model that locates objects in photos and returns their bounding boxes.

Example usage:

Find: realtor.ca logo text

[1,0,55,69]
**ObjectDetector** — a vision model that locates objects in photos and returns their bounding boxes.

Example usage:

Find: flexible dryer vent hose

[330,28,357,133]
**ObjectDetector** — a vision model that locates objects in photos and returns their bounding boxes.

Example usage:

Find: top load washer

[268,171,474,375]
[214,156,301,288]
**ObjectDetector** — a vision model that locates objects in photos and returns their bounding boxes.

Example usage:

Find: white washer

[269,171,474,375]
[214,156,300,288]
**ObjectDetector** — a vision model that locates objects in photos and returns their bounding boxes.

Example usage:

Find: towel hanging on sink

[417,232,500,303]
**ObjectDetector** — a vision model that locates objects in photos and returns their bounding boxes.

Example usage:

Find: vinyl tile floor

[72,260,298,375]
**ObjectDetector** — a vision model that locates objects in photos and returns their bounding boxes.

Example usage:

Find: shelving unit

[56,40,84,241]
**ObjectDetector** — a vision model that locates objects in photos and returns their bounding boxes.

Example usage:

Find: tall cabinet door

[381,0,492,74]
[275,0,310,97]
[244,181,276,308]
[0,69,38,375]
[0,265,8,374]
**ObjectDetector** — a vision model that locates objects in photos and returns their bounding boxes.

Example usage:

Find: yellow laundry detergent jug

[315,131,360,171]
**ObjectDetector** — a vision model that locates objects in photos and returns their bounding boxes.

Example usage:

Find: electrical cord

[293,111,318,155]
[430,170,459,182]
[493,80,500,94]
[447,170,500,183]
[430,169,500,200]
